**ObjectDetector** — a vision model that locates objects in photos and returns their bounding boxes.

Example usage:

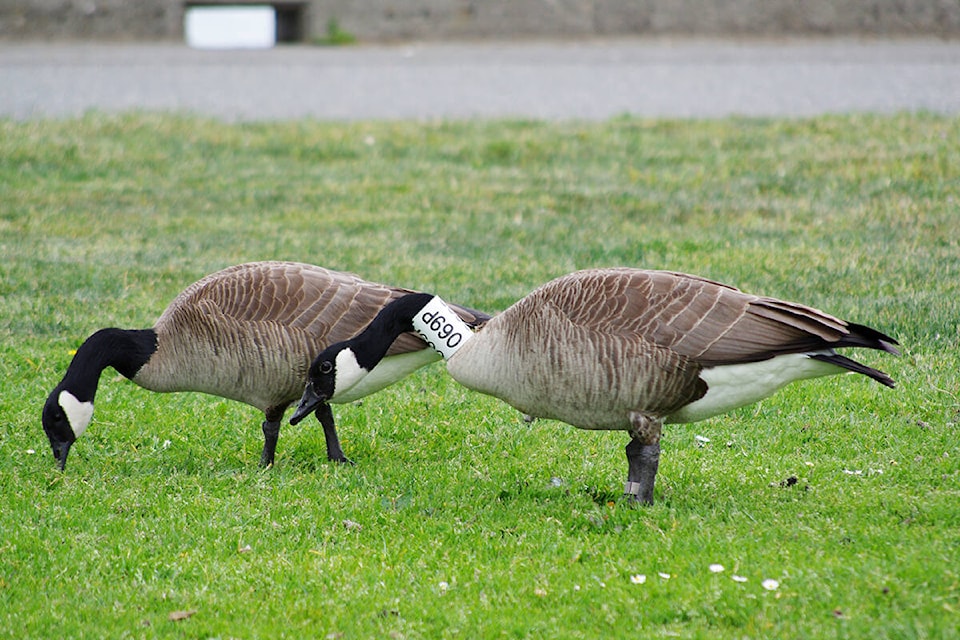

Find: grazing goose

[41,261,490,470]
[292,268,898,505]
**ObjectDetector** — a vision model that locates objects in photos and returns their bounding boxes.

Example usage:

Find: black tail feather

[842,322,900,356]
[810,352,896,388]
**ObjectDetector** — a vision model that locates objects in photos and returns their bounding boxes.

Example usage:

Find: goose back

[532,269,865,365]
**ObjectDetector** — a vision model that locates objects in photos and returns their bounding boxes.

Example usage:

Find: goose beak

[290,385,324,425]
[51,438,73,471]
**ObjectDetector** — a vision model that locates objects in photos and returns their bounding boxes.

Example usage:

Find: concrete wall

[311,0,960,40]
[0,0,182,40]
[2,0,958,42]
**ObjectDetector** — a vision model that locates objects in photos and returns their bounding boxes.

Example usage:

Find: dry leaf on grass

[169,610,197,622]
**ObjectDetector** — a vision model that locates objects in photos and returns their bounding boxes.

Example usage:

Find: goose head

[42,386,94,470]
[41,328,157,470]
[289,345,368,425]
[290,293,441,425]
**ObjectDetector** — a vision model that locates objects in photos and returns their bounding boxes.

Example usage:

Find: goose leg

[624,439,660,505]
[624,413,663,505]
[260,408,283,467]
[316,402,353,465]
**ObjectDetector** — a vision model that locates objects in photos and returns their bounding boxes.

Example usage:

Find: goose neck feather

[347,293,436,370]
[60,328,157,402]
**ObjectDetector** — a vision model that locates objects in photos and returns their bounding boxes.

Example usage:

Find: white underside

[331,348,441,403]
[59,390,94,438]
[667,352,843,424]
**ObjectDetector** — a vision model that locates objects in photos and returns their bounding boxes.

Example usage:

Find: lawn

[1,112,958,638]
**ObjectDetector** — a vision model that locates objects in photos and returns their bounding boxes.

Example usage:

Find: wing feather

[524,268,895,367]
[157,261,490,358]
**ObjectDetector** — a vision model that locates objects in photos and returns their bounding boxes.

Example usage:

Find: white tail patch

[667,353,843,424]
[59,390,94,438]
[412,296,474,360]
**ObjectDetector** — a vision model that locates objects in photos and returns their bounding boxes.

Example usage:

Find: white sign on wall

[185,5,276,49]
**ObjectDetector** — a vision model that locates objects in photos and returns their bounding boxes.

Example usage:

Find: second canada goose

[292,268,898,505]
[41,261,490,470]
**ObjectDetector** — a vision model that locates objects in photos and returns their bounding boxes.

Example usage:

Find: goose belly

[447,334,646,431]
[667,353,843,424]
[131,324,316,411]
[133,350,306,412]
[136,340,440,411]
[449,363,632,429]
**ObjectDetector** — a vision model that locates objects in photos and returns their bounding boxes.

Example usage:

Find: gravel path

[2,39,959,120]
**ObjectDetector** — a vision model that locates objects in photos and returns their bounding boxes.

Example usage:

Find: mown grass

[1,113,958,638]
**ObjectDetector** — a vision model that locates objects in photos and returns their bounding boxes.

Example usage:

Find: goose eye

[320,360,333,375]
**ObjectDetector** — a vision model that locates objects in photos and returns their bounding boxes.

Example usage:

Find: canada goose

[41,261,490,470]
[292,268,898,505]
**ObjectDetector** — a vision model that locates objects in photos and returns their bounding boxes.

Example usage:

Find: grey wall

[310,0,960,40]
[2,0,958,42]
[1,0,182,40]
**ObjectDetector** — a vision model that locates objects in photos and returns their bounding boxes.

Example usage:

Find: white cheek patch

[59,390,94,438]
[330,349,368,402]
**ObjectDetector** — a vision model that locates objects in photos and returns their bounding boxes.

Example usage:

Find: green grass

[311,17,358,46]
[1,112,958,638]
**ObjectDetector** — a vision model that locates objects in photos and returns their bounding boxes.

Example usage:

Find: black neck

[349,293,434,370]
[59,328,158,402]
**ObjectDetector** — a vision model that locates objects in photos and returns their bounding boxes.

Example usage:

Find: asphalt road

[2,38,959,121]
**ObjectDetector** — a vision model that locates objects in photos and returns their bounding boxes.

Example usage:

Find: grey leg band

[624,481,643,496]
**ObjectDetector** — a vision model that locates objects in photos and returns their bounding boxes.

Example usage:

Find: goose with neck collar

[293,269,898,505]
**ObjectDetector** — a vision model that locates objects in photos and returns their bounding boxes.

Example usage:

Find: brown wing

[529,268,895,367]
[158,261,489,357]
